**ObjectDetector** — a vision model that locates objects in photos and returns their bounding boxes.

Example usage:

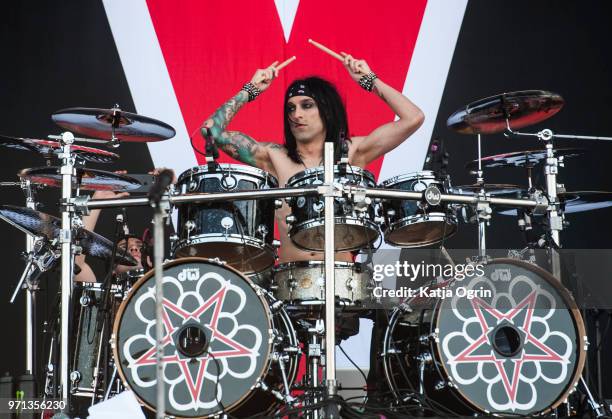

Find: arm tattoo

[202,91,261,166]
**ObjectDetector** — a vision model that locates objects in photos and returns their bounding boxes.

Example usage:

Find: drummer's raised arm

[341,54,424,167]
[202,65,281,173]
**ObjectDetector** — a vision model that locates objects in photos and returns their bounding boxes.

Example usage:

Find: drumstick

[274,56,296,71]
[308,39,344,62]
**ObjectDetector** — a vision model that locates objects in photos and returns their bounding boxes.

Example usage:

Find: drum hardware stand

[322,142,341,417]
[148,169,173,419]
[57,131,77,410]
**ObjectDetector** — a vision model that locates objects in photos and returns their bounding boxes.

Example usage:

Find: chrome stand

[323,142,337,400]
[152,195,169,419]
[59,132,76,405]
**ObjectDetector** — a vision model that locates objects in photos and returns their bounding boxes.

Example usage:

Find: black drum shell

[174,164,278,273]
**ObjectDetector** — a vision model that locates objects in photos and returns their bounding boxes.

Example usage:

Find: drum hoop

[379,170,441,187]
[286,165,375,186]
[112,257,275,418]
[177,164,279,187]
[274,260,357,272]
[431,258,587,415]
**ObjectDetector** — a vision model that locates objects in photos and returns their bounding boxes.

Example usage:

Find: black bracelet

[241,82,261,102]
[358,72,378,92]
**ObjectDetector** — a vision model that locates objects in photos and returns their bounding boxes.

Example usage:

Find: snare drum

[380,171,457,247]
[272,261,372,308]
[174,164,278,274]
[286,165,379,252]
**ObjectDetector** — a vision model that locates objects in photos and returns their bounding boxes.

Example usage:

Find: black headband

[287,83,316,100]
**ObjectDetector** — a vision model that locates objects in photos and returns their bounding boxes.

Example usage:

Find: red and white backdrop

[102,0,467,182]
[101,0,467,369]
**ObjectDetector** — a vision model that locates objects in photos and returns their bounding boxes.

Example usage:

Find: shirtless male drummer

[202,53,424,263]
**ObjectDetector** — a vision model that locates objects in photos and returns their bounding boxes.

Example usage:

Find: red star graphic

[449,290,567,406]
[130,284,257,407]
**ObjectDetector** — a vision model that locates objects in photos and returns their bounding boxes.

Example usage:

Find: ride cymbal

[447,90,564,135]
[52,107,175,143]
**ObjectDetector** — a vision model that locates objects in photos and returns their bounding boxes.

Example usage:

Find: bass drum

[382,259,586,416]
[113,258,299,418]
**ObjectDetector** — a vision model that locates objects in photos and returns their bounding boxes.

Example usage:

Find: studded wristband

[241,82,261,102]
[358,72,378,92]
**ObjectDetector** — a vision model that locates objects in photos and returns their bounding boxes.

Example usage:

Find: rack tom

[285,165,379,252]
[174,164,279,274]
[380,171,457,247]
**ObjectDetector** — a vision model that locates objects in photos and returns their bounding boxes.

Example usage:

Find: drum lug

[285,214,296,225]
[434,380,449,391]
[386,209,396,217]
[272,239,281,248]
[257,224,269,239]
[274,199,283,209]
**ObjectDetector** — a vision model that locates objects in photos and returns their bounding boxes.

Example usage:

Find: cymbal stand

[23,178,38,377]
[475,133,489,259]
[323,142,339,416]
[58,131,77,407]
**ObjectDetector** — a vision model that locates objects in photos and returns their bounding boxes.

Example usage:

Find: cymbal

[19,167,142,192]
[497,191,612,216]
[0,205,138,266]
[447,90,564,135]
[51,107,176,143]
[465,148,587,170]
[452,183,526,196]
[0,135,119,163]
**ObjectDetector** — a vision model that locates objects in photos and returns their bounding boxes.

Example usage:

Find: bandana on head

[287,83,316,100]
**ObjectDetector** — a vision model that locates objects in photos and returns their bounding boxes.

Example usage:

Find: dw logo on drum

[491,268,512,282]
[178,268,200,282]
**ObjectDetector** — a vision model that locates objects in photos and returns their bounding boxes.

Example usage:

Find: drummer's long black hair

[283,76,350,164]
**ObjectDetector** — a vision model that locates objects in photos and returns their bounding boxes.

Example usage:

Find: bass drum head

[113,258,273,418]
[434,259,586,415]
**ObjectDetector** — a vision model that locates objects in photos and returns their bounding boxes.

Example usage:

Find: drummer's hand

[341,52,372,84]
[250,63,279,93]
[149,167,177,184]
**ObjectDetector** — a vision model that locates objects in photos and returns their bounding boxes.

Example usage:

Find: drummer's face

[115,237,143,273]
[287,96,325,143]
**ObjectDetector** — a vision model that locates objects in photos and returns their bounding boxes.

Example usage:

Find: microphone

[148,169,174,206]
[121,208,130,236]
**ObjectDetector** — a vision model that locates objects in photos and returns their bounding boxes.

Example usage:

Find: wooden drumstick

[274,56,296,71]
[308,39,344,62]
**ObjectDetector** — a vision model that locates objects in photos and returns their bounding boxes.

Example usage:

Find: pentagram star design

[130,284,257,408]
[449,290,568,406]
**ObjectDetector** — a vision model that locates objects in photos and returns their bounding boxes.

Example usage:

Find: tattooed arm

[202,65,282,173]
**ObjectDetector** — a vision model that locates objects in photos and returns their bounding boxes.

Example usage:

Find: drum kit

[1,91,612,418]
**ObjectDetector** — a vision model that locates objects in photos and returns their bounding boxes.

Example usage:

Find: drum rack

[62,141,554,417]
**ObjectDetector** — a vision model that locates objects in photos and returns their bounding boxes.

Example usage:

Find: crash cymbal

[465,147,587,170]
[497,191,612,215]
[51,107,176,143]
[452,183,526,196]
[0,135,119,163]
[447,90,564,135]
[19,167,142,192]
[0,205,137,266]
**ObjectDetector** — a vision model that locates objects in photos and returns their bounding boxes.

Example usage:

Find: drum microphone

[148,169,174,205]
